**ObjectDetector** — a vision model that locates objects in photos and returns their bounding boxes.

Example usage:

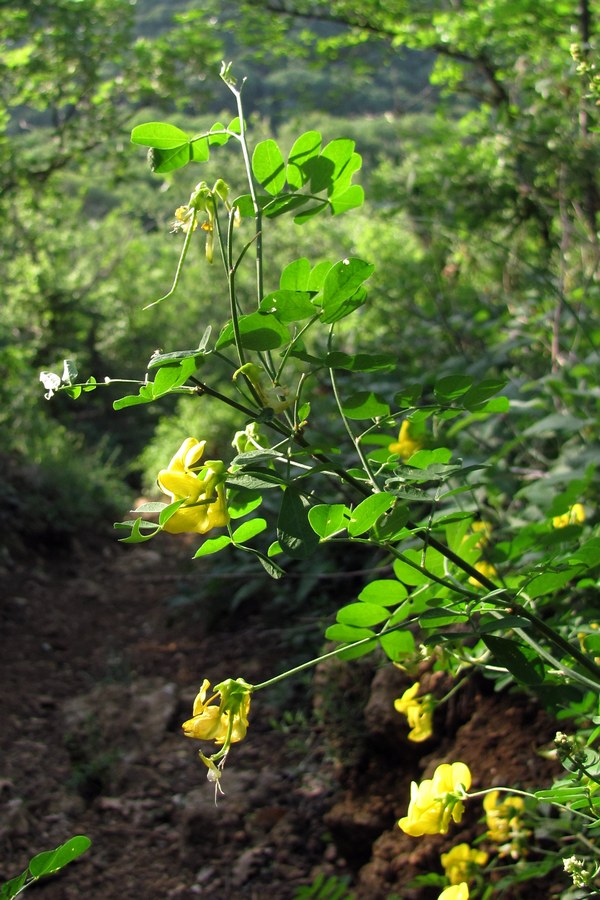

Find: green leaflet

[252,139,286,195]
[277,486,319,559]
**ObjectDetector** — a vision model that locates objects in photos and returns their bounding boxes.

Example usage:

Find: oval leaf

[252,139,286,195]
[277,487,319,559]
[348,493,394,536]
[131,122,189,149]
[337,602,389,627]
[358,579,408,607]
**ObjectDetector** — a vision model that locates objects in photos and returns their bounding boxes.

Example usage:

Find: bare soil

[0,535,566,898]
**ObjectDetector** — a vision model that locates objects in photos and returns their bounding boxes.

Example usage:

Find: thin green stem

[274,314,321,384]
[226,81,263,306]
[329,363,380,492]
[143,208,197,309]
[468,786,595,824]
[252,634,377,692]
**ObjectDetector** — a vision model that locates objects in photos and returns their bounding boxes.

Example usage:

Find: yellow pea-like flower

[398,762,472,837]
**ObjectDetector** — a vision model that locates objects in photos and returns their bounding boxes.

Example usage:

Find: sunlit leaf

[131,122,189,148]
[252,139,286,195]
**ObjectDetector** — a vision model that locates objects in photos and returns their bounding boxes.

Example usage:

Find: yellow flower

[438,884,469,900]
[552,503,585,529]
[483,791,529,857]
[398,762,472,837]
[394,682,434,742]
[389,419,423,460]
[468,560,498,586]
[171,205,198,234]
[182,677,252,747]
[441,843,489,885]
[157,437,229,534]
[471,520,493,548]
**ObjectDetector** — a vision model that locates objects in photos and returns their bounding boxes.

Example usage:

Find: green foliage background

[2,0,598,551]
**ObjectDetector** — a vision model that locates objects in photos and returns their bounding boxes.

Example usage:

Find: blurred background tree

[2,0,598,547]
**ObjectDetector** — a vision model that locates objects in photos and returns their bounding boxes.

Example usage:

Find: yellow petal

[157,470,203,502]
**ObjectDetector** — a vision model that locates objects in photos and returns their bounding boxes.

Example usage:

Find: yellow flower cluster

[157,437,229,535]
[182,676,253,796]
[389,420,423,460]
[398,762,472,837]
[483,791,529,858]
[394,682,434,742]
[552,503,585,529]
[441,843,488,885]
[182,677,251,746]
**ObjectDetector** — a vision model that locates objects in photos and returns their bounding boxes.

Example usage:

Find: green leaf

[147,346,207,370]
[341,391,390,419]
[113,384,154,410]
[330,184,364,215]
[393,556,434,586]
[193,535,232,558]
[257,553,286,579]
[227,488,262,520]
[325,623,375,643]
[325,351,396,372]
[320,258,374,324]
[308,139,358,193]
[232,518,267,543]
[286,131,321,190]
[482,635,544,685]
[147,144,191,174]
[216,312,289,351]
[262,194,310,219]
[280,257,311,291]
[134,502,167,513]
[524,566,583,598]
[1,869,28,899]
[233,194,255,218]
[259,290,316,323]
[337,602,389,627]
[131,122,189,149]
[252,139,286,195]
[379,629,416,661]
[28,836,91,879]
[308,503,349,538]
[570,537,600,568]
[358,579,408,607]
[158,499,186,527]
[478,614,531,633]
[151,357,198,397]
[460,378,508,409]
[308,261,332,291]
[407,448,453,468]
[348,493,394,536]
[337,639,379,661]
[227,469,288,490]
[208,122,230,145]
[371,504,410,541]
[395,384,423,407]
[293,201,328,224]
[277,487,319,559]
[116,517,159,543]
[419,608,469,628]
[433,375,473,402]
[190,137,209,162]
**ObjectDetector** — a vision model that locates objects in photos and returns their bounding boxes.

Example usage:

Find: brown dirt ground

[0,535,567,899]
